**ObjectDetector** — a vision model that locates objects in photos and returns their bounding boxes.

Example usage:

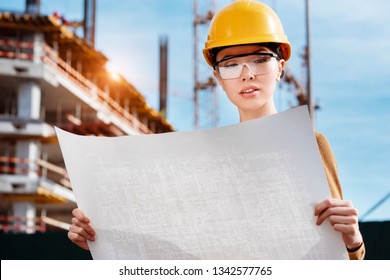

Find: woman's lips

[239,87,259,97]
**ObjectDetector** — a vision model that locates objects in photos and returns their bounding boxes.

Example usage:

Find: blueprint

[56,106,349,259]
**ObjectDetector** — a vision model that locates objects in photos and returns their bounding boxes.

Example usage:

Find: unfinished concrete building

[0,8,174,234]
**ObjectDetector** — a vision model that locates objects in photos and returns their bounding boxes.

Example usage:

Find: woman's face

[214,44,285,119]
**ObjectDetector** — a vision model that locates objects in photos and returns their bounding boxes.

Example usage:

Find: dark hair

[210,43,284,67]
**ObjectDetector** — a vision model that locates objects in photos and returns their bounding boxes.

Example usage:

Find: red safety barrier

[0,156,31,164]
[0,156,71,190]
[0,39,34,61]
[0,215,43,222]
[0,156,38,175]
[0,50,33,60]
[0,215,46,233]
[0,39,34,49]
[0,224,46,232]
[0,165,32,175]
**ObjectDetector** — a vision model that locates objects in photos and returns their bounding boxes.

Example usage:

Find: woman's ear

[276,59,285,82]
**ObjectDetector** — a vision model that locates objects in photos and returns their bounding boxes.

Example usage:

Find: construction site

[0,0,389,260]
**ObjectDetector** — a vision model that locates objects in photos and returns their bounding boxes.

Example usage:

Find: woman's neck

[239,105,277,122]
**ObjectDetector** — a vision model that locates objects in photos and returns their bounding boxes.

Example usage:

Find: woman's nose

[241,64,255,81]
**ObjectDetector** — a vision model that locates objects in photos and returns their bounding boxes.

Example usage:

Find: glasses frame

[214,52,280,80]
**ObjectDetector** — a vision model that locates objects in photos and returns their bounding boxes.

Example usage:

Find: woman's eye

[254,57,269,63]
[223,63,238,68]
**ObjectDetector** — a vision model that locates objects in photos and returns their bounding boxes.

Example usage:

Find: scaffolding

[193,0,218,129]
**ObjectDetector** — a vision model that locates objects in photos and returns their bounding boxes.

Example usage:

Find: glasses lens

[217,54,276,80]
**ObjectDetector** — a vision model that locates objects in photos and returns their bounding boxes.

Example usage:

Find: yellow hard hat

[203,0,291,66]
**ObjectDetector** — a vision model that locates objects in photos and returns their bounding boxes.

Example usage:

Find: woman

[69,0,365,259]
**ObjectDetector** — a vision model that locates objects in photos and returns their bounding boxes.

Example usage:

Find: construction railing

[0,215,71,232]
[0,156,71,189]
[0,38,152,134]
[0,215,46,232]
[0,155,73,233]
[0,38,34,60]
[0,156,34,175]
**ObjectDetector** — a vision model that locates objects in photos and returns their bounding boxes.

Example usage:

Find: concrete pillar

[13,80,42,233]
[17,81,41,119]
[32,32,44,63]
[15,140,40,191]
[13,139,39,234]
[12,201,36,234]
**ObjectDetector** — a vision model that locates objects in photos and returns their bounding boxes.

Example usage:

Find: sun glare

[106,63,121,82]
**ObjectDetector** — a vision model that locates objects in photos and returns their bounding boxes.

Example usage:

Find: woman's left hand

[314,198,363,251]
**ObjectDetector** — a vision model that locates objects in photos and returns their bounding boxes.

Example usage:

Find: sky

[1,0,389,222]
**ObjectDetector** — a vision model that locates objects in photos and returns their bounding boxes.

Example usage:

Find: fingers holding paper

[68,208,95,251]
[314,198,363,251]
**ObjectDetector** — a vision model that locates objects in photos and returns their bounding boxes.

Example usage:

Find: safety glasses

[215,52,279,80]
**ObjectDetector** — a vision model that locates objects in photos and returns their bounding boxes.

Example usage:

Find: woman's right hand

[68,208,96,250]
